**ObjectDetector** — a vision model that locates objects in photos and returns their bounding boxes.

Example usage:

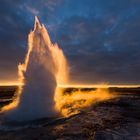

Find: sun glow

[0,82,23,86]
[0,82,139,88]
[58,84,140,88]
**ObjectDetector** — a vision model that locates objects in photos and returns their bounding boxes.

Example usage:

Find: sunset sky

[0,0,140,84]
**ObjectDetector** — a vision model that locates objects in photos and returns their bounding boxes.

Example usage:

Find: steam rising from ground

[1,17,114,121]
[55,87,113,117]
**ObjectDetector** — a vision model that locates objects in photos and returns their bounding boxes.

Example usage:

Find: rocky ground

[0,87,140,140]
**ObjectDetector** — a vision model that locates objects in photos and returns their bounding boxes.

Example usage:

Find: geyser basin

[1,17,68,121]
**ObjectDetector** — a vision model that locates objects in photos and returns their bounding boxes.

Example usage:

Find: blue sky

[0,0,140,84]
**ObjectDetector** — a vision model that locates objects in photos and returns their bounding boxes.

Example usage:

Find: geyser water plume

[1,17,68,121]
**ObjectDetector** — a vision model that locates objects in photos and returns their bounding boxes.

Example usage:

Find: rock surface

[0,91,140,140]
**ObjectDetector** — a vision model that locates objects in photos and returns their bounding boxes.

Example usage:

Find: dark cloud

[0,0,140,84]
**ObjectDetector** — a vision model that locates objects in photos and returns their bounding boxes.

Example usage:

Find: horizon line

[0,82,140,88]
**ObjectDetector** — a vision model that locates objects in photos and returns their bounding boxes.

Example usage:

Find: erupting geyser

[1,17,68,121]
[1,17,114,121]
